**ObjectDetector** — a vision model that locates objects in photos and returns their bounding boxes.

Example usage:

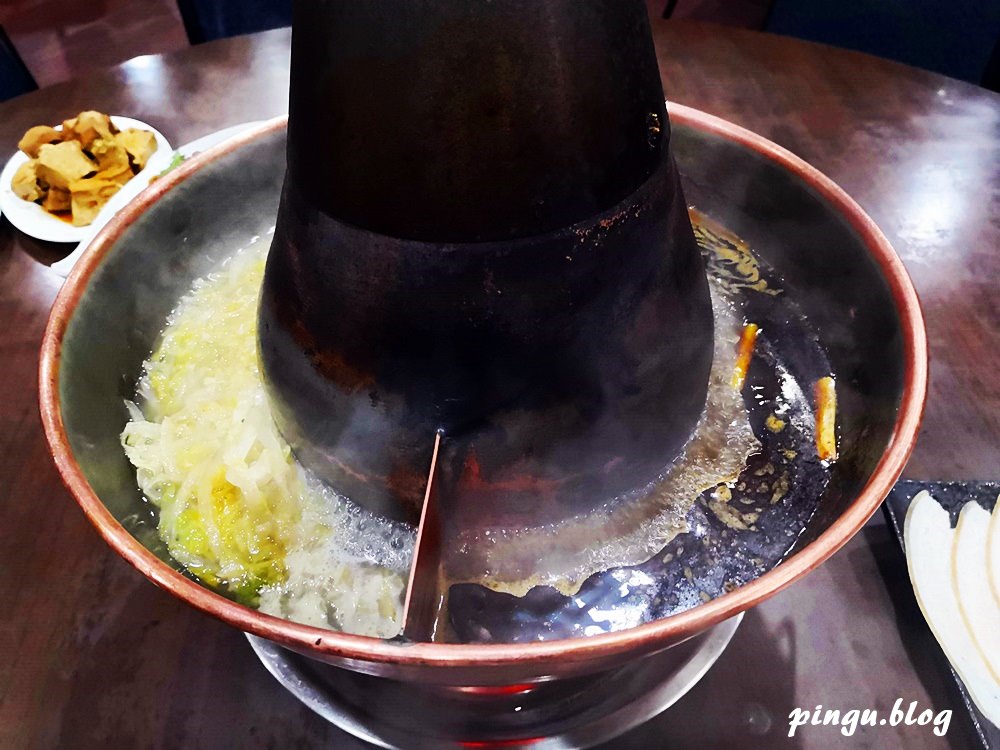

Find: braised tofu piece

[42,187,71,213]
[69,175,123,226]
[17,125,63,158]
[35,141,97,190]
[63,111,117,150]
[93,164,133,187]
[69,191,103,226]
[89,137,131,174]
[116,128,158,170]
[11,161,45,202]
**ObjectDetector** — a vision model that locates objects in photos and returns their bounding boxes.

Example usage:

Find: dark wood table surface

[1,19,998,750]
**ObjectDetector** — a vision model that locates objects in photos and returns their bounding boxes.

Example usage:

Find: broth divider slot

[402,431,445,642]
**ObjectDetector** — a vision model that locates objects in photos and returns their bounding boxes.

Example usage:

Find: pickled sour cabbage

[121,241,411,637]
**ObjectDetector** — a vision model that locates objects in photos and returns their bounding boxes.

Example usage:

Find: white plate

[0,115,173,244]
[176,121,263,160]
[50,120,264,277]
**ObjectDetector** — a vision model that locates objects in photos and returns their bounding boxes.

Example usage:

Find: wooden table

[1,20,997,750]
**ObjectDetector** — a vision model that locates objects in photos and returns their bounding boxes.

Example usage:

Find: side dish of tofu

[10,111,158,226]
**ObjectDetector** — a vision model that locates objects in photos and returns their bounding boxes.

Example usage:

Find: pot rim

[38,103,928,670]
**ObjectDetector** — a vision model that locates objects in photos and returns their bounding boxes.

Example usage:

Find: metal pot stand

[248,613,741,749]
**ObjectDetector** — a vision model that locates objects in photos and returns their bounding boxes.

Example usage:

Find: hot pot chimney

[259,0,714,524]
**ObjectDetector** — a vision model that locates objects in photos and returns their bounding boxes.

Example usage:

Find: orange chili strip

[731,323,759,389]
[815,376,838,462]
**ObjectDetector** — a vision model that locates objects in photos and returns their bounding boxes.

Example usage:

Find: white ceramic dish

[0,115,173,244]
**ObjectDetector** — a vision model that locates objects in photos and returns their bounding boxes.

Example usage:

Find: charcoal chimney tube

[259,0,714,524]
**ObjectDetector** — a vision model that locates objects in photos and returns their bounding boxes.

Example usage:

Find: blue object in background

[176,0,293,45]
[0,25,37,103]
[766,0,1000,88]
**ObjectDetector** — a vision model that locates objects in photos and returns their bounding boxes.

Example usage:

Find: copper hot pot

[40,104,926,690]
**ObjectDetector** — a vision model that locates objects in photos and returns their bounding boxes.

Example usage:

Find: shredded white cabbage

[121,241,409,638]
